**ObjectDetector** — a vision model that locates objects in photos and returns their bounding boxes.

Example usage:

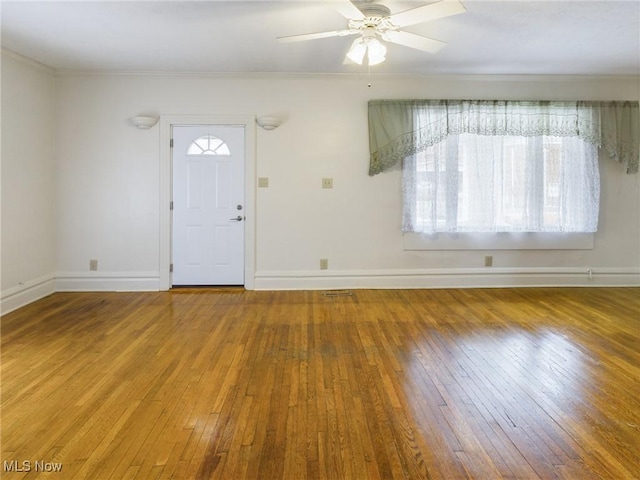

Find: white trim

[159,114,256,291]
[403,232,595,251]
[51,69,639,84]
[254,267,640,290]
[2,268,636,314]
[55,271,160,292]
[1,274,56,315]
[1,48,56,74]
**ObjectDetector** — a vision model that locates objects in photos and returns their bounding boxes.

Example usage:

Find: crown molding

[50,68,640,84]
[2,48,637,85]
[1,48,55,75]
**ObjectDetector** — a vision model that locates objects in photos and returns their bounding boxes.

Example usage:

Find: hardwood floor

[1,288,639,479]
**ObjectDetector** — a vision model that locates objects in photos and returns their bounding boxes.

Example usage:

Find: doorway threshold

[171,285,245,294]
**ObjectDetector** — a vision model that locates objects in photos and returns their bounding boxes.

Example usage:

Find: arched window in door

[187,135,231,156]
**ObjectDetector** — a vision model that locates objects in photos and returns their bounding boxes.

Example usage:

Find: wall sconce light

[130,115,159,129]
[256,116,282,130]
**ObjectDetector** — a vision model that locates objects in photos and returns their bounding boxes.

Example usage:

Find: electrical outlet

[484,255,493,267]
[90,259,98,271]
[321,178,333,189]
[320,258,328,270]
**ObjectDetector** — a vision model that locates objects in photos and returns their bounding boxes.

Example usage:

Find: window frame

[402,231,594,251]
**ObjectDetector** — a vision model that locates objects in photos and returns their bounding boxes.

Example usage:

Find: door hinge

[170,138,174,148]
[170,201,173,210]
[170,263,173,273]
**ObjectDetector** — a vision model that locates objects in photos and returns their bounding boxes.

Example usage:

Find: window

[368,100,639,237]
[187,135,230,156]
[403,133,600,233]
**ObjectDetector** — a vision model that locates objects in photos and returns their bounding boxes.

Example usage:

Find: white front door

[172,125,245,285]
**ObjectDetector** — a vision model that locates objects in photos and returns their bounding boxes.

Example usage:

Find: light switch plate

[258,177,269,188]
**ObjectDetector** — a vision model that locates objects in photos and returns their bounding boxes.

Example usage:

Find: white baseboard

[55,271,160,292]
[3,268,637,315]
[1,274,56,315]
[254,267,640,290]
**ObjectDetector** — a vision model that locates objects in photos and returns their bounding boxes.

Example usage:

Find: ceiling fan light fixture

[276,0,467,67]
[346,37,367,64]
[366,38,386,66]
[346,36,387,66]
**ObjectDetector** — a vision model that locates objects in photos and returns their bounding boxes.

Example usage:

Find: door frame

[159,114,256,290]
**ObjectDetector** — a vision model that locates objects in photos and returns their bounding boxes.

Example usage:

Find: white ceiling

[1,0,639,75]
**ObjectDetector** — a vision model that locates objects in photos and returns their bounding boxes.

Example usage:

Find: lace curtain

[402,134,600,233]
[368,100,640,176]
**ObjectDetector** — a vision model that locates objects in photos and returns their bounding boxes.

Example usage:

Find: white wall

[1,52,637,302]
[1,52,56,313]
[51,72,640,290]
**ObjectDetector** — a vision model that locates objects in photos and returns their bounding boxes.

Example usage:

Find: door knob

[230,215,244,221]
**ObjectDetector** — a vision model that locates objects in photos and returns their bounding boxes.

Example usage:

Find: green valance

[368,100,640,175]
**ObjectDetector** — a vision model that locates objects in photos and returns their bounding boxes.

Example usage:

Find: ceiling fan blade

[276,29,355,43]
[384,30,447,53]
[324,0,365,20]
[389,0,466,28]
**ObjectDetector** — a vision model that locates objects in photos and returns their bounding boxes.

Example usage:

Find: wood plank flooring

[1,288,639,479]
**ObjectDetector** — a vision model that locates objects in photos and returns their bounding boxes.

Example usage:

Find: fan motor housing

[358,3,391,21]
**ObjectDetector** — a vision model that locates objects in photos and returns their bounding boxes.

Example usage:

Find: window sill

[402,232,594,251]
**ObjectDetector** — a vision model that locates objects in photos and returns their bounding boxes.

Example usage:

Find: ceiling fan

[276,0,466,66]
